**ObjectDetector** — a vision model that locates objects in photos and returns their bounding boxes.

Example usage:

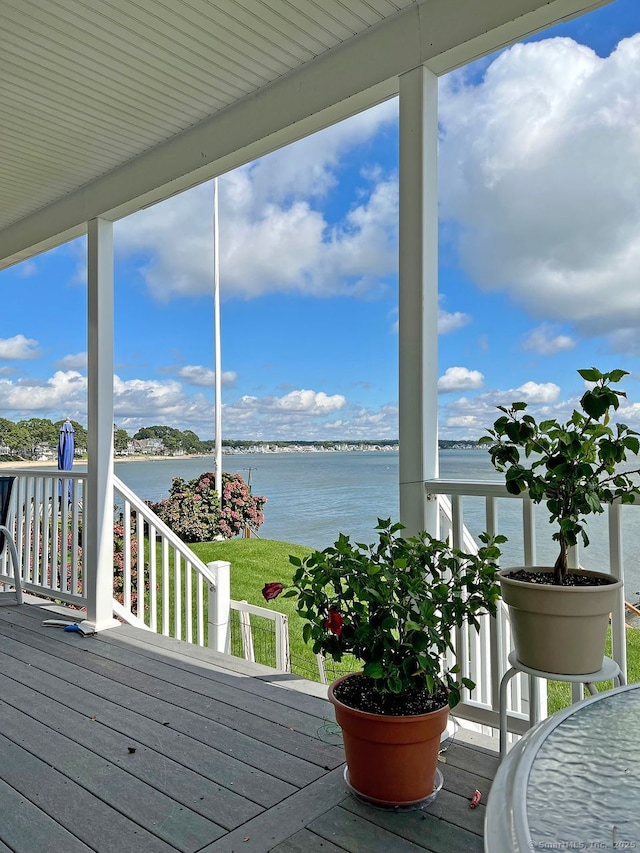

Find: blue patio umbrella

[58,419,75,501]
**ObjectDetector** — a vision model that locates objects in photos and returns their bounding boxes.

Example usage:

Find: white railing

[428,479,629,738]
[230,599,290,671]
[113,475,231,650]
[0,470,287,668]
[0,469,86,606]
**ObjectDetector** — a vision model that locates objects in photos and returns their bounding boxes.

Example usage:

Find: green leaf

[577,367,601,383]
[363,661,385,680]
[607,369,628,383]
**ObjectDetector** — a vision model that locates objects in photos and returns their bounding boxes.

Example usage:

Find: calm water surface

[114,449,640,599]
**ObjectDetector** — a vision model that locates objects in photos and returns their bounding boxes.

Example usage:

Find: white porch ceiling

[0,0,613,269]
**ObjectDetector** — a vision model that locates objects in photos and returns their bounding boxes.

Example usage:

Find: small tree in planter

[480,367,640,674]
[480,367,640,584]
[263,519,503,806]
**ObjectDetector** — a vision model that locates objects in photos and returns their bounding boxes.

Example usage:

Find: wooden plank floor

[0,602,498,853]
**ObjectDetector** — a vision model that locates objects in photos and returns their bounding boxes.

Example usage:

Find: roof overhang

[0,0,613,271]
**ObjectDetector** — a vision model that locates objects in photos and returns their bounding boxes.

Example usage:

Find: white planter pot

[499,567,622,675]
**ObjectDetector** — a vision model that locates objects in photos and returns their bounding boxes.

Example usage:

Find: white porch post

[398,66,439,537]
[84,218,119,631]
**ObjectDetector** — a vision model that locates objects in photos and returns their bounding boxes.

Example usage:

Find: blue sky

[3,0,640,442]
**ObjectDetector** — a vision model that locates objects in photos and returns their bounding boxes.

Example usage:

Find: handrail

[113,474,222,647]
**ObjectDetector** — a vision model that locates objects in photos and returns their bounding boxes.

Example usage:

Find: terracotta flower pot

[328,673,449,806]
[500,567,622,674]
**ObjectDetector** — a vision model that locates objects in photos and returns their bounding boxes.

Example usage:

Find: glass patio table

[485,682,640,852]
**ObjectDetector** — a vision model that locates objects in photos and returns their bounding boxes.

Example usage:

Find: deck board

[0,608,340,768]
[0,604,498,852]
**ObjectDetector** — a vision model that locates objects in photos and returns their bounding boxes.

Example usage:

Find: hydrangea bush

[150,471,266,542]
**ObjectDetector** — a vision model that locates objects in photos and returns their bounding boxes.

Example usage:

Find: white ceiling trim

[0,0,613,270]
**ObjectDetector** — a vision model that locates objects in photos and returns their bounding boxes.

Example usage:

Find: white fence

[0,470,86,606]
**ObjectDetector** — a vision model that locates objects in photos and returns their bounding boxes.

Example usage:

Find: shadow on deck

[0,602,497,852]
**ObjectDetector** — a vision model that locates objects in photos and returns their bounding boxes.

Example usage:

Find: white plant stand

[499,650,624,759]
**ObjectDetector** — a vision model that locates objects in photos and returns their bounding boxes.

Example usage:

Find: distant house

[128,438,166,455]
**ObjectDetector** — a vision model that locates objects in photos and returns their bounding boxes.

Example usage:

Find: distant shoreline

[0,453,213,469]
[0,443,482,470]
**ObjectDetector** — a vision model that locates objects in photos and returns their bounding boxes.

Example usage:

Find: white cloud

[176,365,238,388]
[0,370,86,419]
[236,389,345,415]
[57,352,88,370]
[440,380,564,438]
[439,35,640,340]
[0,335,39,360]
[438,367,484,393]
[115,103,399,302]
[439,307,471,335]
[607,328,640,356]
[218,393,396,440]
[521,324,576,355]
[16,260,37,278]
[515,381,560,404]
[388,297,471,335]
[0,363,397,439]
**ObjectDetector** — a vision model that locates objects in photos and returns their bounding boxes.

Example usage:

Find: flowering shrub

[218,473,266,538]
[150,471,266,542]
[263,519,503,711]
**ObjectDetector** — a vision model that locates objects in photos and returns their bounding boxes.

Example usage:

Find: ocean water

[114,448,640,600]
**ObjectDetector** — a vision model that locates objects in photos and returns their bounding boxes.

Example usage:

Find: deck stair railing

[0,470,238,660]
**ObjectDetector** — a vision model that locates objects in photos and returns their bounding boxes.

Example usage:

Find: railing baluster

[123,500,132,611]
[70,478,80,595]
[148,523,158,632]
[174,549,182,640]
[185,561,193,643]
[162,537,170,636]
[523,497,536,566]
[136,509,144,617]
[197,573,204,646]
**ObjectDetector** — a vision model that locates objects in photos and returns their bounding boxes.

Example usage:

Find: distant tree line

[0,417,88,459]
[0,417,479,461]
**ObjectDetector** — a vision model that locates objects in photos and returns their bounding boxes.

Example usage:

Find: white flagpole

[213,177,223,500]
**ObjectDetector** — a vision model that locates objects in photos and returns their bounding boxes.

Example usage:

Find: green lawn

[191,537,342,681]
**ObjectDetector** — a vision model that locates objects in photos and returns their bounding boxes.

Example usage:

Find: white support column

[398,66,439,537]
[83,218,119,632]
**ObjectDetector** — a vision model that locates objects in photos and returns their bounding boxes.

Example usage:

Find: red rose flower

[262,582,284,602]
[324,607,343,636]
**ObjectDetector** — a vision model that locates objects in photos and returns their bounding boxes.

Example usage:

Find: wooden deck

[0,602,498,853]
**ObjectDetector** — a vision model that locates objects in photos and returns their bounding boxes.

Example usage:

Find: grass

[190,537,332,680]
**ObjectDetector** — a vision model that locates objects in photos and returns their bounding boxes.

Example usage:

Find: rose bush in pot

[263,518,503,805]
